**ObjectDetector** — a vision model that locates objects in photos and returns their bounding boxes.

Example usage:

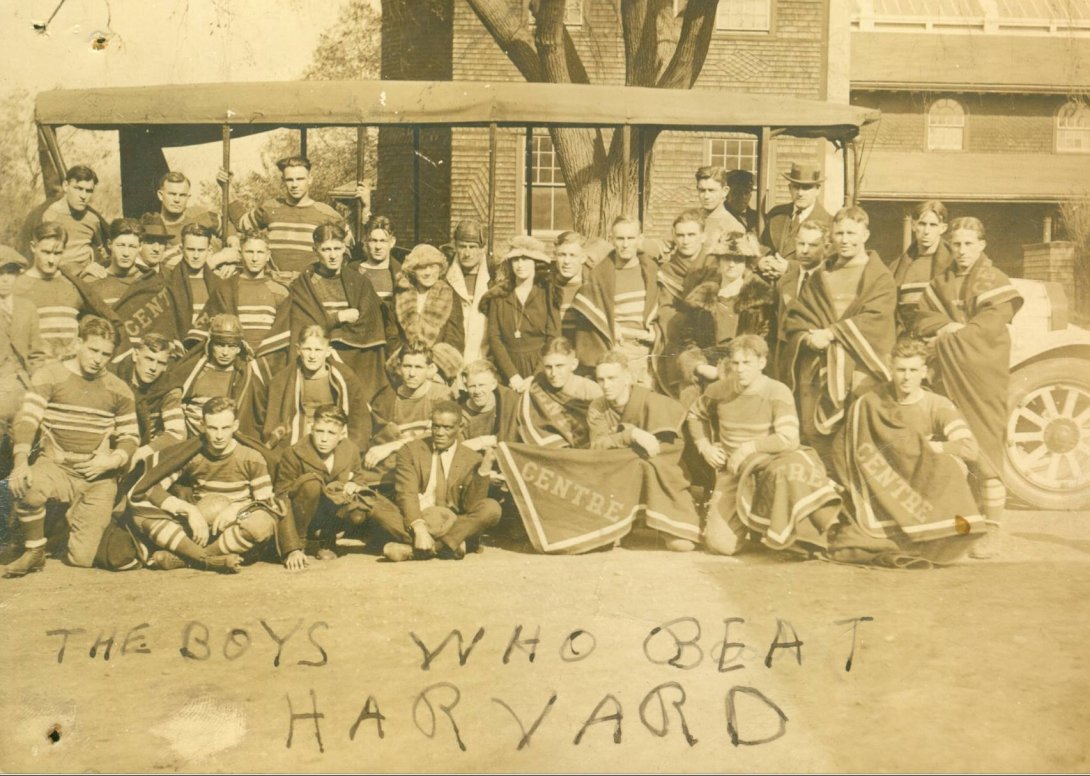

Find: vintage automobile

[29,79,1090,510]
[1006,279,1090,509]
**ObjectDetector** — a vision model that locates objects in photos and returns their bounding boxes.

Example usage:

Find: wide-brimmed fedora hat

[782,162,825,185]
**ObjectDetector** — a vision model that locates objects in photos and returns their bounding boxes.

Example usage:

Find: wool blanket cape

[840,385,984,544]
[249,360,371,457]
[516,375,599,449]
[783,254,897,436]
[495,441,700,554]
[708,447,840,551]
[64,266,178,360]
[163,264,217,348]
[256,266,390,361]
[167,347,259,435]
[571,251,662,371]
[914,254,1023,473]
[888,240,955,334]
[113,357,180,448]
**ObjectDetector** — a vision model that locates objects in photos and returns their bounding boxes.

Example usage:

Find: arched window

[927,98,966,151]
[1056,101,1090,154]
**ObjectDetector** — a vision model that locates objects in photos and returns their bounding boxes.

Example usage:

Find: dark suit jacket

[5,297,48,375]
[394,439,490,531]
[760,202,833,260]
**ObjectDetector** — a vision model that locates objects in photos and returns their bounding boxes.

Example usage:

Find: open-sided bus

[32,79,1090,510]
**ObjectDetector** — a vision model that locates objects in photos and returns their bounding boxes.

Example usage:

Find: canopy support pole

[37,124,67,199]
[355,126,366,247]
[525,126,534,235]
[637,127,646,224]
[756,127,772,237]
[622,124,631,217]
[412,126,421,245]
[221,124,231,242]
[488,122,498,263]
[300,128,308,158]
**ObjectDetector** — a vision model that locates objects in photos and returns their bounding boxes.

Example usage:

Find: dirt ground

[1,507,1088,773]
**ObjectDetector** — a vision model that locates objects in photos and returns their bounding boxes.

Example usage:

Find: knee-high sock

[13,503,46,550]
[209,512,276,556]
[142,517,209,563]
[980,478,1005,523]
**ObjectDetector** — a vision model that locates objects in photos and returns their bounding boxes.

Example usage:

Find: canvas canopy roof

[36,79,878,141]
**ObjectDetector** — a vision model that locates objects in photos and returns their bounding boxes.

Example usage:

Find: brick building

[849,0,1090,275]
[377,0,851,248]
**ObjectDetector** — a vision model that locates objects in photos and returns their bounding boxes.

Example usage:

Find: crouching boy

[126,396,280,573]
[275,404,404,570]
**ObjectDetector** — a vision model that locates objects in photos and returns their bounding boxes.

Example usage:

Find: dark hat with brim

[782,162,825,185]
[139,213,172,241]
[0,245,29,270]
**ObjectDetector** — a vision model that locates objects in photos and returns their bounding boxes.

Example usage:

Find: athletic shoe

[150,550,187,571]
[2,547,46,577]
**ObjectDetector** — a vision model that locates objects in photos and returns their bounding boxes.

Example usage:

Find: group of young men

[0,151,1021,577]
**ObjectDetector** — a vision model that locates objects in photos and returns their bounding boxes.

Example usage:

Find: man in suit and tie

[759,162,833,269]
[375,400,501,561]
[770,220,830,382]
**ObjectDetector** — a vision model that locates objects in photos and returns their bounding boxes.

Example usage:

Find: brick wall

[384,0,835,245]
[851,91,1066,155]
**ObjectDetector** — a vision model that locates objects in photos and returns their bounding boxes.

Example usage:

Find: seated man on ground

[127,396,281,573]
[275,404,406,570]
[587,352,701,552]
[363,341,453,487]
[4,316,139,577]
[830,337,986,566]
[374,401,500,562]
[686,335,841,557]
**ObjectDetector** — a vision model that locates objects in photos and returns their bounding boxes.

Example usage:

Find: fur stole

[393,278,455,346]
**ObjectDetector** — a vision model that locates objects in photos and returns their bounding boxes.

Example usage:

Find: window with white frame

[705,134,758,173]
[527,0,583,27]
[715,0,771,31]
[927,98,966,151]
[528,130,573,234]
[564,0,583,26]
[1056,101,1090,154]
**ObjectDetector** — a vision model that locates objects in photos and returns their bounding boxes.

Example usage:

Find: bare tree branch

[657,0,718,89]
[465,0,545,82]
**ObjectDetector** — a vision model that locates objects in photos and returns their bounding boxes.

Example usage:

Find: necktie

[433,452,448,507]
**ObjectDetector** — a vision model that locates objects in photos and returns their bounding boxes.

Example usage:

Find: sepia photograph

[0,0,1088,772]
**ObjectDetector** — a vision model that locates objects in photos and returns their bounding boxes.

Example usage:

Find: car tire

[1005,357,1090,510]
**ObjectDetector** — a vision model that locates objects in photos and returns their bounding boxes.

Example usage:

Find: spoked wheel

[1006,358,1090,510]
